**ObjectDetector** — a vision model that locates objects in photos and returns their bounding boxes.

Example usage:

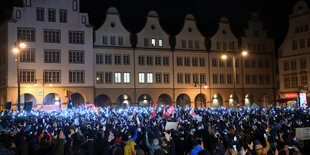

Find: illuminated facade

[0,0,94,110]
[278,0,310,107]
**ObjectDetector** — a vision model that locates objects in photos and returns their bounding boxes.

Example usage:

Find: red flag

[166,105,174,116]
[151,98,157,117]
[163,105,166,117]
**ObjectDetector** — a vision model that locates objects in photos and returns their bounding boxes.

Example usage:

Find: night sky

[1,0,309,51]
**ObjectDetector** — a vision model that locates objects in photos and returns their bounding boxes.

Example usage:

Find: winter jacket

[124,140,137,155]
[189,145,203,155]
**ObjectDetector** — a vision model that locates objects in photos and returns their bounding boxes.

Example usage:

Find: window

[69,50,84,63]
[103,36,108,45]
[147,56,153,66]
[115,72,121,83]
[18,27,35,42]
[59,9,67,23]
[111,36,116,45]
[123,55,130,65]
[220,74,225,84]
[252,75,257,84]
[245,59,250,68]
[227,58,232,67]
[265,75,270,84]
[236,74,240,84]
[44,29,60,43]
[20,49,35,62]
[223,42,227,50]
[155,56,161,65]
[25,0,31,7]
[155,73,162,83]
[258,59,263,68]
[182,40,186,48]
[158,39,163,47]
[124,73,130,83]
[284,61,289,71]
[82,16,86,24]
[300,57,306,69]
[118,36,123,45]
[44,49,60,63]
[20,69,35,83]
[227,74,232,84]
[219,59,224,67]
[229,42,234,50]
[284,77,290,88]
[164,73,169,84]
[185,73,191,84]
[163,56,169,66]
[212,74,218,84]
[151,39,156,47]
[259,75,264,84]
[69,31,84,44]
[115,55,121,65]
[144,38,149,47]
[177,57,183,66]
[246,74,251,84]
[199,58,205,67]
[72,0,78,11]
[301,75,307,87]
[251,59,256,68]
[44,70,60,83]
[195,40,199,49]
[177,73,183,84]
[96,53,103,64]
[212,58,217,67]
[300,39,305,48]
[48,8,56,22]
[200,74,206,83]
[16,10,21,19]
[265,59,270,68]
[188,40,193,48]
[139,73,145,83]
[184,57,190,66]
[105,54,112,64]
[235,59,239,68]
[138,56,145,65]
[192,57,198,66]
[36,8,44,21]
[216,41,221,50]
[292,40,297,50]
[96,72,104,84]
[290,59,296,70]
[69,70,84,83]
[291,76,298,88]
[105,72,112,84]
[193,74,198,83]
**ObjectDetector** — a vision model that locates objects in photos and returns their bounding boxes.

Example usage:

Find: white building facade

[0,0,93,109]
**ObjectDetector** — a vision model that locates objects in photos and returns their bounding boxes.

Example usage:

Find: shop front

[279,92,309,108]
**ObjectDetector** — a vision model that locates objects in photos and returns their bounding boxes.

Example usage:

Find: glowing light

[49,84,53,86]
[13,48,19,54]
[34,83,38,87]
[242,51,248,56]
[204,85,208,88]
[221,55,227,59]
[19,42,26,48]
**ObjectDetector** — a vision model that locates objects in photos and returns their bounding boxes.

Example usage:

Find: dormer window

[158,39,163,47]
[25,0,31,7]
[16,10,21,19]
[82,16,86,24]
[151,38,156,47]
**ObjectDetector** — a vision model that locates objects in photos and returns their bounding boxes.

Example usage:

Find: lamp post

[194,81,207,108]
[13,40,26,111]
[222,50,247,107]
[35,79,54,108]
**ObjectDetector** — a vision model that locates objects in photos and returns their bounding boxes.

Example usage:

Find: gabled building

[278,0,310,107]
[0,0,93,109]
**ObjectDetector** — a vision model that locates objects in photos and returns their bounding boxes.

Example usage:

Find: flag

[151,98,157,117]
[190,107,199,120]
[163,105,166,117]
[166,105,174,116]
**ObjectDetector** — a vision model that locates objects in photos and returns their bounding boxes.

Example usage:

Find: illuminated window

[115,72,121,83]
[151,38,156,47]
[158,39,163,47]
[124,73,130,83]
[147,73,153,83]
[139,73,145,83]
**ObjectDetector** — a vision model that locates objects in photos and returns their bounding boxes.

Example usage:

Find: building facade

[279,0,310,107]
[0,0,93,110]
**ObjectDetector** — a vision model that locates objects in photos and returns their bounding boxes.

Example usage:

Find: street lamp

[194,81,207,108]
[35,79,55,108]
[221,50,248,107]
[13,40,26,111]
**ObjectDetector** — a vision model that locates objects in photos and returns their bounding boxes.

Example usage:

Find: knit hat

[153,138,159,145]
[254,140,263,151]
[115,137,122,144]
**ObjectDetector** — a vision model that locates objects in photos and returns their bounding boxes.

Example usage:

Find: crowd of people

[0,105,309,155]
